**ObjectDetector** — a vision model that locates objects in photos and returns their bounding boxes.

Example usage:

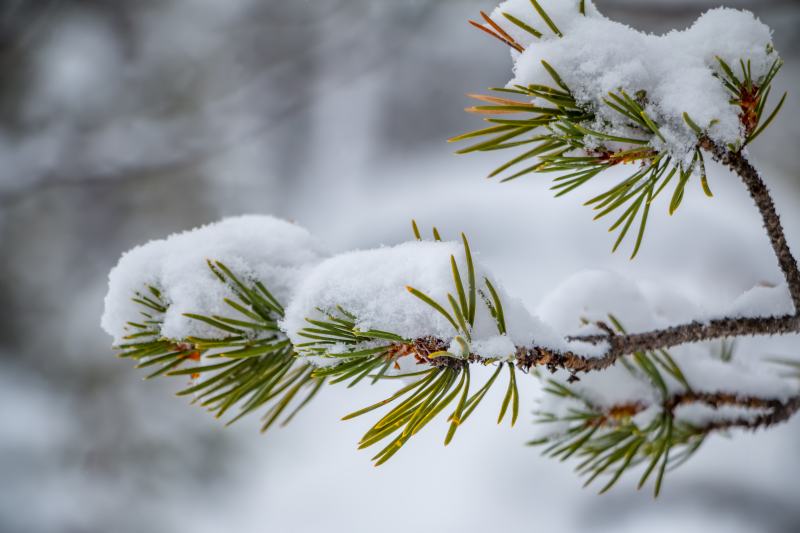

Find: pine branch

[452,2,800,369]
[531,380,800,496]
[104,0,800,496]
[116,261,323,431]
[456,6,787,259]
[108,210,800,487]
[528,318,799,496]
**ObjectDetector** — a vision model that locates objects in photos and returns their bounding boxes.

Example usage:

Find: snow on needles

[533,270,798,434]
[489,0,777,160]
[101,215,326,344]
[102,216,799,432]
[102,220,570,360]
[282,240,570,361]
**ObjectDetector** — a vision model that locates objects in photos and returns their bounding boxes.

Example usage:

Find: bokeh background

[1,1,799,532]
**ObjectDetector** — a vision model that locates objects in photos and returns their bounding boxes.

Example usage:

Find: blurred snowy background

[1,1,798,532]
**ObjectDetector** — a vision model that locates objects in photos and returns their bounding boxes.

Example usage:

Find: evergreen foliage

[106,1,800,497]
[116,261,323,432]
[453,3,786,258]
[529,316,700,497]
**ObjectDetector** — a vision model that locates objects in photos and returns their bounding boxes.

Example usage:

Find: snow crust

[725,283,794,318]
[101,216,325,343]
[489,0,777,160]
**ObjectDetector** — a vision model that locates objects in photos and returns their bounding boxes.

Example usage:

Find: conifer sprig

[117,261,323,431]
[294,227,521,464]
[530,317,704,496]
[451,71,704,258]
[297,306,408,387]
[530,390,705,497]
[713,56,786,147]
[455,2,787,258]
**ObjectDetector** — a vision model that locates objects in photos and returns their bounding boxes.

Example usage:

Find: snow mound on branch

[536,269,658,336]
[101,215,325,343]
[282,240,573,362]
[490,0,777,158]
[725,283,794,318]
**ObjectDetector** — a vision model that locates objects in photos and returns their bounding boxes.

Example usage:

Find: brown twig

[699,139,800,313]
[651,391,800,436]
[572,315,799,356]
[696,398,800,433]
[665,391,800,432]
[579,391,800,437]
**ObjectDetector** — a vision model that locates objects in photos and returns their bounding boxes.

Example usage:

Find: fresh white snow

[282,239,574,363]
[489,0,777,161]
[100,0,797,438]
[101,215,326,343]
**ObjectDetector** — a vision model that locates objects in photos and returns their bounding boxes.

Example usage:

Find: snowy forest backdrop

[1,1,799,532]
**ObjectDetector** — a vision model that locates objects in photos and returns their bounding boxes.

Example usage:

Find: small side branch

[665,391,800,432]
[573,314,799,356]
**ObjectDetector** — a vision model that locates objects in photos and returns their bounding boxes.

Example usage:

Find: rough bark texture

[666,392,800,432]
[514,344,616,373]
[573,315,800,357]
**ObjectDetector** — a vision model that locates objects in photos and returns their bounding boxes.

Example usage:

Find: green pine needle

[117,262,322,431]
[502,12,542,38]
[529,0,562,37]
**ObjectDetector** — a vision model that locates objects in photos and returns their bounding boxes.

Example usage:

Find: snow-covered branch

[101,0,800,496]
[572,314,798,359]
